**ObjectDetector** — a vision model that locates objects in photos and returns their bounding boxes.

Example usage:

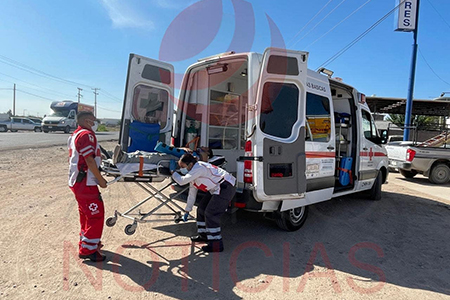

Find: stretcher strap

[337,167,353,184]
[139,156,144,177]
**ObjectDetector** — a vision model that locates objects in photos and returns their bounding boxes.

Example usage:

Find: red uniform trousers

[70,180,104,255]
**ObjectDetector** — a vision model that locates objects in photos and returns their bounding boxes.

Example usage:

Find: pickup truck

[386,144,450,184]
[0,117,42,132]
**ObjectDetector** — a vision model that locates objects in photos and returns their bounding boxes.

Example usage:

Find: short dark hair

[180,153,198,165]
[77,111,95,122]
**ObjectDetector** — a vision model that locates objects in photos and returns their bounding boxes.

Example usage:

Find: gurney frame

[102,160,193,235]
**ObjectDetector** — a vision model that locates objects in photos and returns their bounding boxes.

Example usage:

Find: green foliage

[97,124,108,132]
[387,114,441,129]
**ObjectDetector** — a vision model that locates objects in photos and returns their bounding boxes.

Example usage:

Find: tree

[387,114,441,129]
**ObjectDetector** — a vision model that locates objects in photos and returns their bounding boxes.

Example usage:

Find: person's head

[178,153,198,174]
[197,147,213,162]
[77,111,97,130]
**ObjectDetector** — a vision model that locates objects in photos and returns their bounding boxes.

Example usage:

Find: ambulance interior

[330,83,357,192]
[179,59,249,171]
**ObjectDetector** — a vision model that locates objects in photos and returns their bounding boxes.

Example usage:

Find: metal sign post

[397,0,421,141]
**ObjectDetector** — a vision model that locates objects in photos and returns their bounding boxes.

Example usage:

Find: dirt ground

[1,141,449,299]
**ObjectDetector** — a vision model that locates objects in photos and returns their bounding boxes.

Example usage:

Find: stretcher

[101,154,225,236]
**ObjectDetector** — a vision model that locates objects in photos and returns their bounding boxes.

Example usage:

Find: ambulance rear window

[267,55,299,75]
[260,82,299,139]
[142,65,171,85]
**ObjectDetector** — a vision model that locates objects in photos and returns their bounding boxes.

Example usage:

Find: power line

[16,89,57,102]
[101,89,122,102]
[418,48,450,87]
[305,0,374,50]
[97,104,122,113]
[319,1,404,68]
[0,71,74,99]
[291,0,348,48]
[0,54,94,89]
[426,0,450,30]
[287,0,335,47]
[0,54,121,102]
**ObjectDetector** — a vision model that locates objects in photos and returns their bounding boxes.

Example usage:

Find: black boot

[190,234,208,243]
[79,251,106,262]
[201,240,224,253]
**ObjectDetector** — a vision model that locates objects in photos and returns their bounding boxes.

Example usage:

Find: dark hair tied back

[180,153,198,165]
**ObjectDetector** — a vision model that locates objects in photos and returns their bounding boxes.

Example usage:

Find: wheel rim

[435,167,449,181]
[289,207,305,224]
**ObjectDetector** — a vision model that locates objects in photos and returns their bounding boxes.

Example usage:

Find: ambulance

[118,48,389,231]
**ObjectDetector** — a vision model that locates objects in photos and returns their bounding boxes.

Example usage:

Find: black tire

[428,164,450,184]
[64,126,70,134]
[124,224,137,235]
[105,217,116,227]
[0,125,7,132]
[369,171,382,201]
[399,169,417,178]
[34,127,42,132]
[43,130,49,133]
[11,130,18,132]
[275,206,308,231]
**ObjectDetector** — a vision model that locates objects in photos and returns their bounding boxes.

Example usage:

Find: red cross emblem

[369,147,374,161]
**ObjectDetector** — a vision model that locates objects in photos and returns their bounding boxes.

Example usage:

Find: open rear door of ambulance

[119,54,174,152]
[252,48,308,203]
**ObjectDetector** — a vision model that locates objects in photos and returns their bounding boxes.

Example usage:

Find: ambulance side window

[362,110,379,141]
[305,92,331,142]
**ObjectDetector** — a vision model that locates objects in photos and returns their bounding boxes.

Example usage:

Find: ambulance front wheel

[125,223,137,235]
[106,217,117,227]
[276,206,308,231]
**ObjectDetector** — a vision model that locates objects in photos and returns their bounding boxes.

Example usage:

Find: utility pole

[13,83,16,116]
[77,87,83,104]
[92,88,100,118]
[403,0,421,141]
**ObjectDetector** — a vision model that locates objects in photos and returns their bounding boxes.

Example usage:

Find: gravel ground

[0,141,449,299]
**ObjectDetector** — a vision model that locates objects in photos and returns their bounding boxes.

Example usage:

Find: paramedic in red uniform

[172,153,236,253]
[68,111,108,262]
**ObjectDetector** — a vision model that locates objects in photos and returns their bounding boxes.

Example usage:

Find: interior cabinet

[208,90,244,150]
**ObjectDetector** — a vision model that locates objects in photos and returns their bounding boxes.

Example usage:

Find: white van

[118,48,389,231]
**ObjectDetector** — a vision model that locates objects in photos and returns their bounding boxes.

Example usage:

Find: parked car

[28,117,43,125]
[387,144,450,184]
[0,117,42,132]
[385,141,415,172]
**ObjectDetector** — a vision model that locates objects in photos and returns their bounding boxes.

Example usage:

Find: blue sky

[0,0,449,118]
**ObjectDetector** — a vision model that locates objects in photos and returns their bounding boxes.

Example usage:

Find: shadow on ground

[90,191,450,298]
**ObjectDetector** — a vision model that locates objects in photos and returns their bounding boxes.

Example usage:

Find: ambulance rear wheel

[369,171,382,201]
[276,206,308,231]
[125,224,137,235]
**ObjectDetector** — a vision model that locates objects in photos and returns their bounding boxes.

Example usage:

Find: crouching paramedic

[68,111,108,262]
[172,153,236,253]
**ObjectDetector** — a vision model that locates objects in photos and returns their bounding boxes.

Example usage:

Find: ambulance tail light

[406,148,416,162]
[244,140,253,184]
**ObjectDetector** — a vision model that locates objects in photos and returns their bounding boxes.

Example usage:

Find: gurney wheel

[124,224,137,235]
[106,217,117,227]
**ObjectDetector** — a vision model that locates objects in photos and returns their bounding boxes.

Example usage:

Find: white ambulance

[118,48,389,231]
